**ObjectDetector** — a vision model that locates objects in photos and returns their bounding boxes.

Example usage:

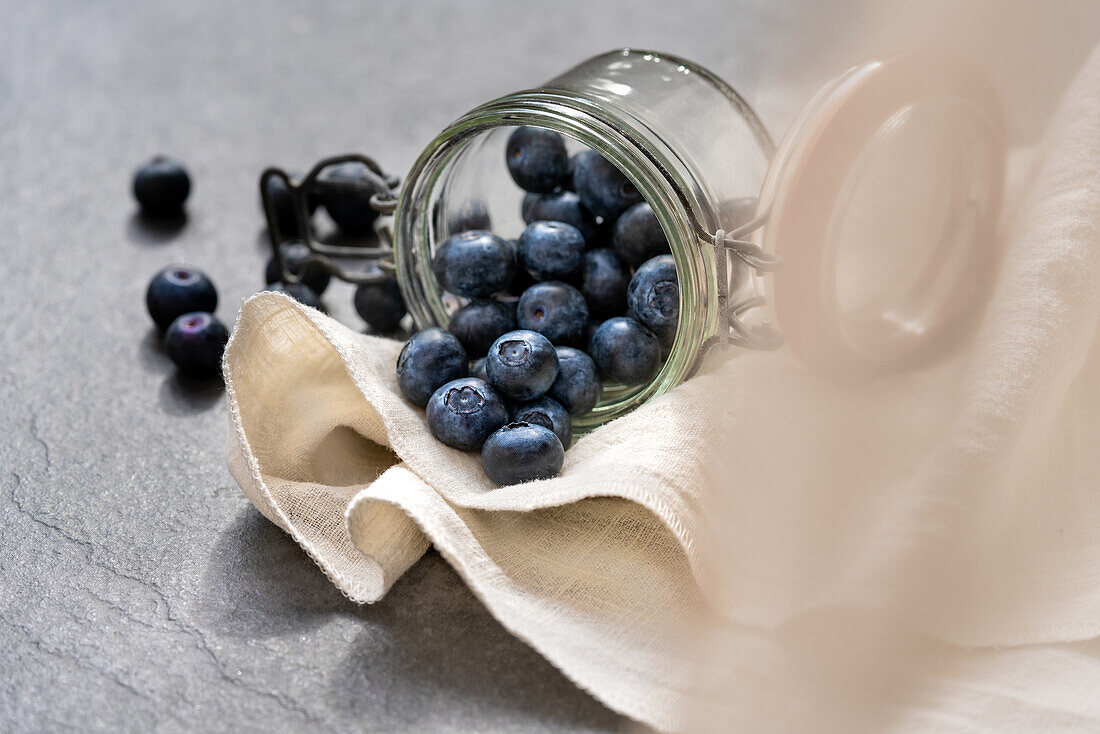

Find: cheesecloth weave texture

[225,290,719,731]
[225,42,1100,733]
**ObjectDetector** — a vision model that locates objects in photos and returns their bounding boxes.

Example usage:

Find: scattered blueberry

[471,357,489,382]
[268,281,323,311]
[354,276,407,332]
[264,241,331,295]
[164,312,229,380]
[589,317,660,385]
[485,329,558,401]
[396,327,468,407]
[510,396,572,448]
[517,281,589,346]
[580,248,630,318]
[612,201,670,269]
[447,200,492,233]
[133,156,191,218]
[547,346,601,416]
[432,230,516,298]
[481,422,565,486]
[505,127,568,193]
[571,150,641,220]
[521,191,599,244]
[448,298,517,356]
[317,161,379,236]
[518,221,585,281]
[627,254,679,347]
[146,265,218,330]
[426,377,509,451]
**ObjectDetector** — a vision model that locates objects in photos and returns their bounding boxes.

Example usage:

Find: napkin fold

[225,41,1100,733]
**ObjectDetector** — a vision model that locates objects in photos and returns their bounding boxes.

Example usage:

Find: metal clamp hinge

[260,153,402,287]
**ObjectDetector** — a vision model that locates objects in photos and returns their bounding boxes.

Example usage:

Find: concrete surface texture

[2,0,1094,731]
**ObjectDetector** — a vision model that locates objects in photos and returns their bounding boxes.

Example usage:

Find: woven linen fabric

[225,290,722,730]
[225,42,1100,733]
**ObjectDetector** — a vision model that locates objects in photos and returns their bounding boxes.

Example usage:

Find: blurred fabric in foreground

[685,2,1100,731]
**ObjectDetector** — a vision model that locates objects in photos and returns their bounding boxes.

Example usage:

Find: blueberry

[586,319,603,352]
[261,174,313,240]
[448,298,516,356]
[481,422,564,486]
[505,127,568,193]
[485,329,558,401]
[627,254,679,347]
[516,281,589,346]
[612,202,670,269]
[267,281,323,311]
[590,317,660,385]
[580,248,630,318]
[432,230,516,298]
[133,156,191,218]
[521,191,599,244]
[547,346,601,416]
[396,327,468,407]
[164,312,229,379]
[518,221,585,281]
[564,152,582,191]
[146,265,218,330]
[264,241,331,295]
[521,192,539,221]
[447,200,491,233]
[471,357,489,382]
[317,161,379,236]
[586,218,615,250]
[510,396,572,448]
[506,247,538,297]
[426,377,509,451]
[354,276,407,332]
[571,150,641,220]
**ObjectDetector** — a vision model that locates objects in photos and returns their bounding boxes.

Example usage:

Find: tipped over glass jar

[263,48,1005,432]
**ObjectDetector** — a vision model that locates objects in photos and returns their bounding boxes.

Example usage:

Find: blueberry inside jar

[393,49,774,432]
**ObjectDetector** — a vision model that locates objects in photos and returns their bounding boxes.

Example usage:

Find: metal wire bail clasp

[259,153,402,287]
[689,208,784,375]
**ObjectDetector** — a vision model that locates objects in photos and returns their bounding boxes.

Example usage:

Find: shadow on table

[328,553,626,731]
[194,508,360,637]
[196,507,624,730]
[126,210,188,245]
[141,328,224,414]
[138,328,171,373]
[158,372,223,415]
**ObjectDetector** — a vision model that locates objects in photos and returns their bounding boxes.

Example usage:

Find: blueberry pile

[396,126,679,486]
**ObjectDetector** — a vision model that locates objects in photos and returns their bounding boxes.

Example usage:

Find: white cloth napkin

[225,42,1100,733]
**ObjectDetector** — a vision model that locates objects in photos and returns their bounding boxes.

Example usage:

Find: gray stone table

[11,0,1090,730]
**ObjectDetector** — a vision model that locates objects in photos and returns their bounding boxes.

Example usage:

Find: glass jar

[392,49,782,432]
[265,48,1004,431]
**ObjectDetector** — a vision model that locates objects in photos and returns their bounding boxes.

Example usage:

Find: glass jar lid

[754,51,1005,376]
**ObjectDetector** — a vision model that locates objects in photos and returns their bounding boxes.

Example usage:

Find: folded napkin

[225,42,1100,733]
